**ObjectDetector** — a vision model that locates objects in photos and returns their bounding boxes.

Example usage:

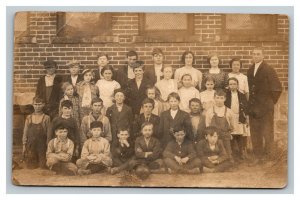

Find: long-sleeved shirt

[80,113,112,145]
[134,136,161,161]
[111,140,135,162]
[46,138,74,162]
[163,139,196,160]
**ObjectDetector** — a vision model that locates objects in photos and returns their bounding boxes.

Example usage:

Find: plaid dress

[59,95,81,127]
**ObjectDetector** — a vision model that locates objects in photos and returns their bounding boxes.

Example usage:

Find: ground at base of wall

[12,159,287,188]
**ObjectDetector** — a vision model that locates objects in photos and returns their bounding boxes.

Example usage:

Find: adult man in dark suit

[247,47,282,164]
[144,48,165,85]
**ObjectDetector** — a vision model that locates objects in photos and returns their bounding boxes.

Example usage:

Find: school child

[135,98,160,139]
[141,86,165,116]
[134,122,164,180]
[228,58,249,100]
[163,127,202,174]
[109,129,137,175]
[205,89,237,162]
[155,65,178,102]
[106,89,134,142]
[125,61,153,116]
[178,74,200,113]
[76,121,112,175]
[46,123,78,175]
[22,97,50,169]
[80,98,112,146]
[76,68,99,117]
[96,65,121,109]
[159,92,193,148]
[196,126,232,172]
[48,100,80,160]
[189,98,206,143]
[35,60,63,119]
[199,76,216,113]
[59,82,81,128]
[63,60,83,88]
[225,77,250,161]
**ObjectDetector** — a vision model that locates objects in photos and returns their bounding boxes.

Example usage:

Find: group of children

[22,51,251,180]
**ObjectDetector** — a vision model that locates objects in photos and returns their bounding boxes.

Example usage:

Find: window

[54,12,115,43]
[221,14,279,41]
[14,12,31,43]
[138,13,197,42]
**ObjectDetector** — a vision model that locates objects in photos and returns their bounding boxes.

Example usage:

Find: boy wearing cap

[106,89,134,142]
[163,127,202,174]
[46,123,78,175]
[76,121,112,175]
[63,60,83,88]
[125,61,153,116]
[35,60,63,119]
[144,48,165,85]
[80,97,112,146]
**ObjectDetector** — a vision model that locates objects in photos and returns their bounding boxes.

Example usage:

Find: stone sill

[133,35,202,43]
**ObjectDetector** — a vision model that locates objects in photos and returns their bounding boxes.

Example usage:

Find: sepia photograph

[11,11,289,188]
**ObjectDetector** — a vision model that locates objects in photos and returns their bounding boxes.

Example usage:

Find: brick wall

[13,12,289,146]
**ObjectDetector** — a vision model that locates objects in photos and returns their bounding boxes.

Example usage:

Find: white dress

[228,73,249,94]
[178,87,200,113]
[96,79,121,109]
[174,67,203,89]
[155,79,178,101]
[199,90,215,112]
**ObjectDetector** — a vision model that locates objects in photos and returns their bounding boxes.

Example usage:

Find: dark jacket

[114,65,133,89]
[158,109,193,147]
[163,139,196,160]
[144,65,164,85]
[111,139,135,162]
[196,139,228,164]
[134,113,160,139]
[63,74,83,86]
[106,104,134,142]
[225,90,249,123]
[247,61,282,118]
[134,136,162,161]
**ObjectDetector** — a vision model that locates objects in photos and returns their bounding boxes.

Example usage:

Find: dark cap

[43,60,57,68]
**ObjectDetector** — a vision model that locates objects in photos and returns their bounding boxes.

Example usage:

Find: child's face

[33,102,44,113]
[92,102,103,114]
[143,103,154,115]
[206,132,218,145]
[214,95,226,107]
[141,124,153,138]
[153,53,163,65]
[103,69,113,81]
[228,80,238,91]
[97,56,109,67]
[190,101,201,114]
[182,75,192,87]
[55,128,68,140]
[69,65,80,76]
[147,89,156,99]
[65,85,74,96]
[205,80,215,91]
[91,127,102,138]
[210,56,219,67]
[114,92,125,104]
[168,97,180,110]
[117,130,130,140]
[83,72,93,82]
[61,106,72,117]
[174,131,185,143]
[133,67,144,79]
[231,61,241,73]
[45,66,56,75]
[163,67,173,80]
[184,53,193,66]
[127,56,137,67]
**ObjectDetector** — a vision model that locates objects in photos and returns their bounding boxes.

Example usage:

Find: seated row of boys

[23,88,238,178]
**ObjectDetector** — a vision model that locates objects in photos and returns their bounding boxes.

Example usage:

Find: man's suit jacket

[125,77,153,115]
[63,74,83,86]
[134,136,162,161]
[158,109,193,147]
[134,113,160,139]
[247,61,282,118]
[225,90,249,123]
[144,65,164,85]
[106,104,134,141]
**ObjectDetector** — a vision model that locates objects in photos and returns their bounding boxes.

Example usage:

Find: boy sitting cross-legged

[76,121,112,175]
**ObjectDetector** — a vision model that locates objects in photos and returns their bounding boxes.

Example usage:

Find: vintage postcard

[12,11,288,188]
